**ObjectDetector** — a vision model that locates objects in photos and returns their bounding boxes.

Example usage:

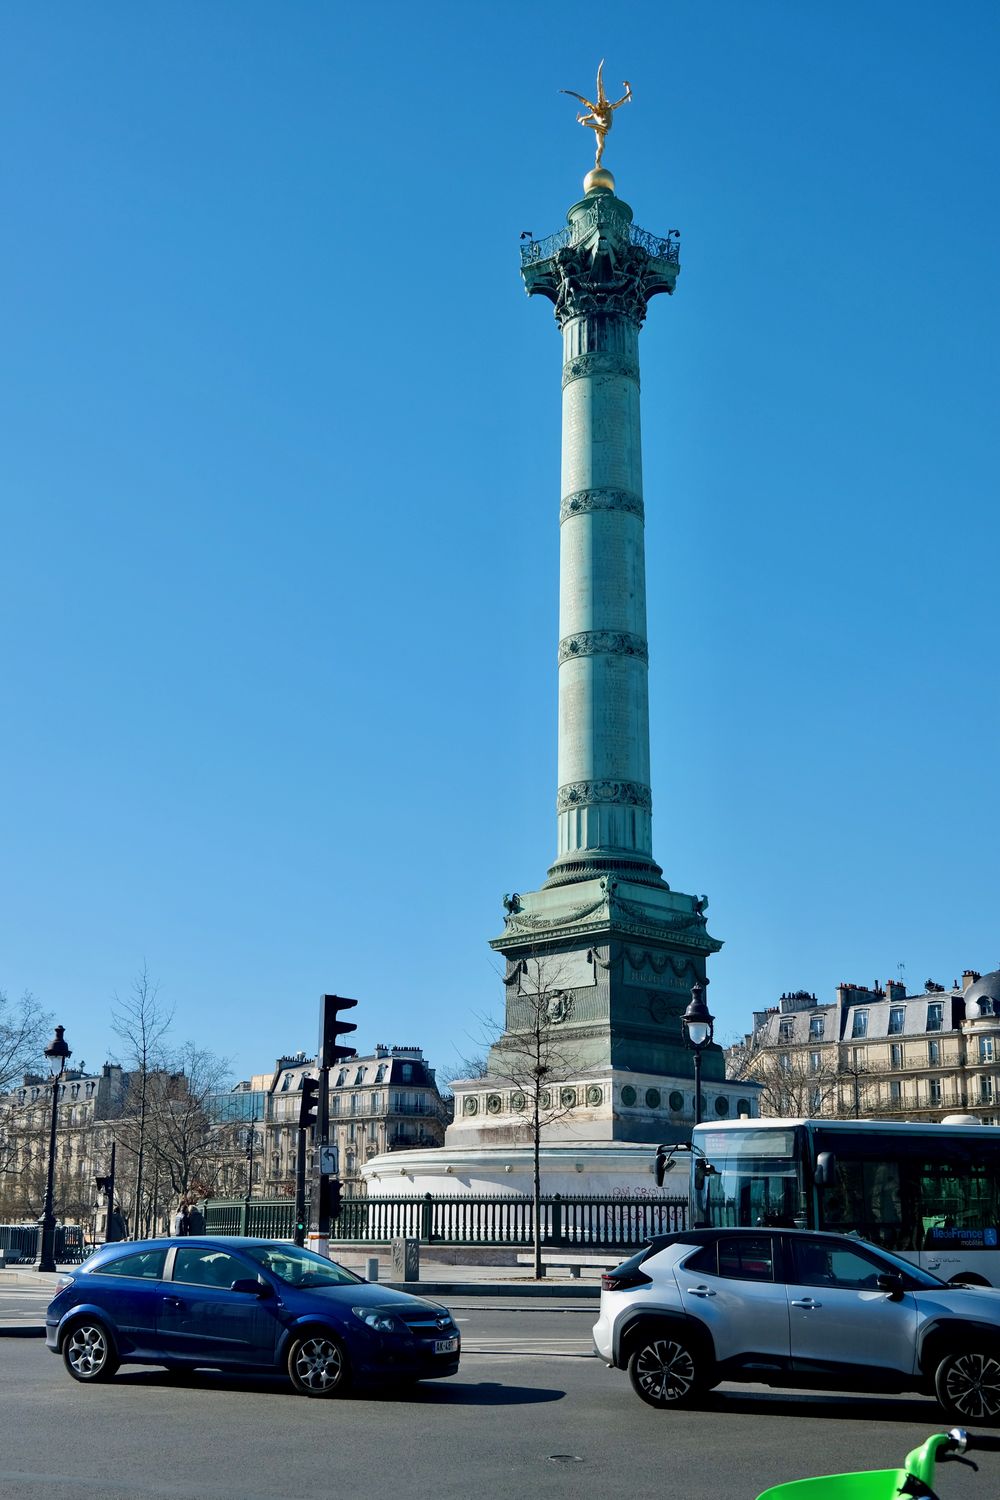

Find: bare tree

[483,952,590,1279]
[110,966,173,1235]
[437,1051,490,1098]
[726,1030,892,1119]
[0,990,52,1186]
[0,990,51,1092]
[144,1043,233,1208]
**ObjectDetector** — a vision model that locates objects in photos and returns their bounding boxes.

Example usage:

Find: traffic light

[319,1177,342,1223]
[319,994,358,1069]
[298,1075,320,1129]
[95,1175,112,1194]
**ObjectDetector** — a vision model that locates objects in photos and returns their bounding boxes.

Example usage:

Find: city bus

[687,1117,1000,1286]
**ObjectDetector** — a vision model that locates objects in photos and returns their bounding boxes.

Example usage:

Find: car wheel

[935,1348,1000,1423]
[286,1331,351,1398]
[627,1332,708,1409]
[62,1318,120,1384]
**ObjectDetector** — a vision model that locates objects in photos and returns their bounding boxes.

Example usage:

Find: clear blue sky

[2,2,997,1083]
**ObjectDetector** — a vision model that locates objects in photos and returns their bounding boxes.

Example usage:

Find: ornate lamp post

[38,1024,71,1273]
[244,1117,257,1208]
[682,982,715,1128]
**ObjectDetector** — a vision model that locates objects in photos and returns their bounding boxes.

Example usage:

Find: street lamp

[682,981,715,1128]
[38,1024,71,1273]
[244,1118,257,1208]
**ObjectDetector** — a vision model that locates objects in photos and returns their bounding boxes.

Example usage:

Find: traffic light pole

[306,1062,331,1258]
[293,1125,307,1248]
[306,994,358,1260]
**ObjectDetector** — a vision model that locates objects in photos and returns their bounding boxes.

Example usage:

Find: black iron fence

[0,1223,85,1264]
[203,1193,687,1250]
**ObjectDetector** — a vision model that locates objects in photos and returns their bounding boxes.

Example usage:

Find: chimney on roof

[886,980,906,1002]
[963,970,982,991]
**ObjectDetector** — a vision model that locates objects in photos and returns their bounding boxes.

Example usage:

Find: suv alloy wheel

[627,1330,710,1408]
[935,1348,1000,1424]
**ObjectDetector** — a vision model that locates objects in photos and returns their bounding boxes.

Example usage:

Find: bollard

[366,1256,379,1283]
[391,1236,419,1282]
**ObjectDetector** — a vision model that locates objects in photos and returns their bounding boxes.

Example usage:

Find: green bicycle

[756,1429,1000,1499]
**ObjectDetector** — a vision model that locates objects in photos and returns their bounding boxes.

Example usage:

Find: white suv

[594,1227,1000,1421]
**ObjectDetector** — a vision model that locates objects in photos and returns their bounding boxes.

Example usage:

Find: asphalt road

[0,1304,991,1500]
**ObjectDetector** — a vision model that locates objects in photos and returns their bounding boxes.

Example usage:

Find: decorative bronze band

[560,487,644,524]
[558,630,648,666]
[561,350,640,389]
[557,779,653,813]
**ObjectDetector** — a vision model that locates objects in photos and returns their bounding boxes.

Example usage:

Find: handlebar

[946,1430,1000,1456]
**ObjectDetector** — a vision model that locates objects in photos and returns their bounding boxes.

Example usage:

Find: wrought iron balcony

[520,201,680,269]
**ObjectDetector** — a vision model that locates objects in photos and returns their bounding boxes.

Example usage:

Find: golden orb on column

[584,165,616,194]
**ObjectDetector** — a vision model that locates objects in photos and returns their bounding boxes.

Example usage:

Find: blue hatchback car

[45,1238,461,1398]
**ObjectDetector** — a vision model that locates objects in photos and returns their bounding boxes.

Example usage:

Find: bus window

[818,1156,916,1251]
[920,1157,1000,1250]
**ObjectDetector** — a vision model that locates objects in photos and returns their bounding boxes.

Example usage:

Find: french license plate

[434,1336,459,1354]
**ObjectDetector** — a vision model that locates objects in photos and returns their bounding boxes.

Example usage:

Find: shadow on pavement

[693,1388,942,1422]
[114,1369,565,1406]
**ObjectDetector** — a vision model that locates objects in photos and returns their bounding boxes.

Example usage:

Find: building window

[779,1020,794,1042]
[888,1007,905,1035]
[981,1076,994,1105]
[329,1095,339,1116]
[809,1051,821,1074]
[927,1003,944,1033]
[779,1053,791,1074]
[889,1080,901,1104]
[809,1015,825,1040]
[890,1043,903,1069]
[851,1046,866,1069]
[350,1094,360,1115]
[375,1064,386,1082]
[929,1078,942,1105]
[852,1011,868,1039]
[928,1039,941,1066]
[808,1086,822,1114]
[354,1068,365,1086]
[401,1063,413,1082]
[371,1092,381,1113]
[980,1037,995,1064]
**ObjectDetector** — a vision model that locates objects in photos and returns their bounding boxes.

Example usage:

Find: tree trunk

[533,1094,542,1280]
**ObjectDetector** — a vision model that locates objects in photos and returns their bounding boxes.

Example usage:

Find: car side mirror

[876,1272,904,1302]
[230,1277,272,1298]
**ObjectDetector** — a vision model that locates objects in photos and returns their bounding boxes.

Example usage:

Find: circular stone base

[362,1140,683,1198]
[584,166,616,194]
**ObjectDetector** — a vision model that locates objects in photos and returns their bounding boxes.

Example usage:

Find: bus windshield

[695,1126,806,1229]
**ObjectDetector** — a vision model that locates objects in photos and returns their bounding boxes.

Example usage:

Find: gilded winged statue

[560,60,632,168]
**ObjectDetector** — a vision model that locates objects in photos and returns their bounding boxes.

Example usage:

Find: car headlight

[351,1306,402,1333]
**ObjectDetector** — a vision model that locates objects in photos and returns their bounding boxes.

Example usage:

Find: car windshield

[242,1244,362,1288]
